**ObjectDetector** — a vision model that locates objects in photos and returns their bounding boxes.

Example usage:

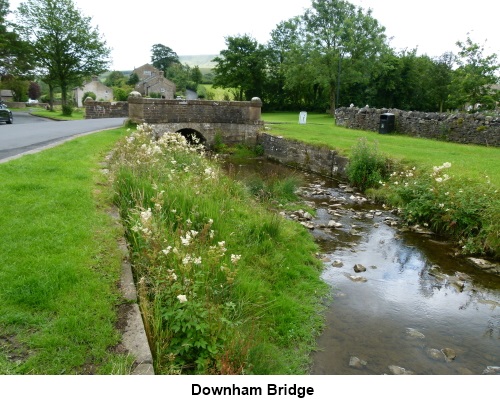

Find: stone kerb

[335,107,500,147]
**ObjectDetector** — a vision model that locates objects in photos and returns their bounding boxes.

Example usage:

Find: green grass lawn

[262,112,500,189]
[27,106,85,121]
[0,128,132,374]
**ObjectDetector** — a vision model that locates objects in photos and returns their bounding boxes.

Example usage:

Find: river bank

[228,157,500,375]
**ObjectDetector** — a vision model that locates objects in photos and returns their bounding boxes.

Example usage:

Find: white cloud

[7,0,499,70]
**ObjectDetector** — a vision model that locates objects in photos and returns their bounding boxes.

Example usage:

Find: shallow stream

[225,158,500,375]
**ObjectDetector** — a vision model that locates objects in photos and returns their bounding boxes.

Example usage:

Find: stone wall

[335,107,500,147]
[84,100,129,119]
[257,133,349,178]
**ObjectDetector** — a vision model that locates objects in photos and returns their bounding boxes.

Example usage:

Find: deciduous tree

[151,44,180,75]
[303,0,387,112]
[448,36,499,110]
[212,34,268,101]
[0,0,32,76]
[14,0,110,111]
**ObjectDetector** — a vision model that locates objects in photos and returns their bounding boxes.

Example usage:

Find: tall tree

[0,0,32,76]
[266,17,304,109]
[14,0,110,110]
[448,36,499,110]
[212,34,268,101]
[190,65,202,87]
[151,44,179,75]
[303,0,387,112]
[430,52,454,112]
[104,71,126,88]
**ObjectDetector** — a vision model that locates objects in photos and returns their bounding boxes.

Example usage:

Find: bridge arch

[175,128,206,145]
[128,97,263,149]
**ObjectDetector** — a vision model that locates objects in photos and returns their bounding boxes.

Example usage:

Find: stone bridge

[127,93,263,148]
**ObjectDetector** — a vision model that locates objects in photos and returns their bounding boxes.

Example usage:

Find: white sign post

[299,111,307,124]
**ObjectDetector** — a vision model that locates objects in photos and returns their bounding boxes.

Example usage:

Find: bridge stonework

[127,95,263,147]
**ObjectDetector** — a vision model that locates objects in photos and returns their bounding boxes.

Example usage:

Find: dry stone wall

[335,107,500,147]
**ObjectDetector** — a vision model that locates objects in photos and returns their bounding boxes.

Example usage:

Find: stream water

[225,157,500,376]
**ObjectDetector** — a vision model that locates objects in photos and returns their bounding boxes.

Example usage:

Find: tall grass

[109,125,328,374]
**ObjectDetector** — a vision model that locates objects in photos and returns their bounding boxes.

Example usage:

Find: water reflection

[223,157,500,375]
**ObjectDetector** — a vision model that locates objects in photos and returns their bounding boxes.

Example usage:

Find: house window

[144,70,151,77]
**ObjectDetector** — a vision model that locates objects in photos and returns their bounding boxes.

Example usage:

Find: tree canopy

[151,44,180,74]
[0,0,32,77]
[448,36,499,110]
[13,0,110,110]
[212,34,268,101]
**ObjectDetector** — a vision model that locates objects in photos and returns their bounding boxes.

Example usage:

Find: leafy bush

[346,137,389,192]
[113,87,132,102]
[61,104,73,116]
[82,91,96,105]
[379,163,500,258]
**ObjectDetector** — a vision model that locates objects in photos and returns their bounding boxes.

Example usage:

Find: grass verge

[0,128,132,374]
[27,106,85,121]
[109,125,328,374]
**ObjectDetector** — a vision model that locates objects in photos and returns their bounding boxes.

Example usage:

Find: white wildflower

[231,254,241,264]
[181,234,191,246]
[140,208,152,222]
[177,295,187,303]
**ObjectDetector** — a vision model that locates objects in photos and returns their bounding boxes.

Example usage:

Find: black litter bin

[379,113,395,134]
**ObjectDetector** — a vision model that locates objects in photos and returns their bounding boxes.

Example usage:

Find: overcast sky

[7,0,500,71]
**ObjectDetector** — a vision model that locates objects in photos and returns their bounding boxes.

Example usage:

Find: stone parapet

[128,97,263,125]
[84,99,129,119]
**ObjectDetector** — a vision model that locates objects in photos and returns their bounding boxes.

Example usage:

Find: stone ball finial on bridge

[251,97,262,106]
[129,91,142,99]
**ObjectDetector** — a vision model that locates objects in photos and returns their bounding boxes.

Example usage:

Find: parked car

[0,103,13,124]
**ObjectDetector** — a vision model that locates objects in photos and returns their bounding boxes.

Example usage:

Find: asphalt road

[0,111,125,162]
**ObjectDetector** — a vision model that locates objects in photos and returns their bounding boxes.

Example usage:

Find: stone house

[0,89,14,103]
[73,76,113,107]
[132,63,176,99]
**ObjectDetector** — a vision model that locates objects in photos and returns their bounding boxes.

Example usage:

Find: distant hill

[179,55,218,69]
